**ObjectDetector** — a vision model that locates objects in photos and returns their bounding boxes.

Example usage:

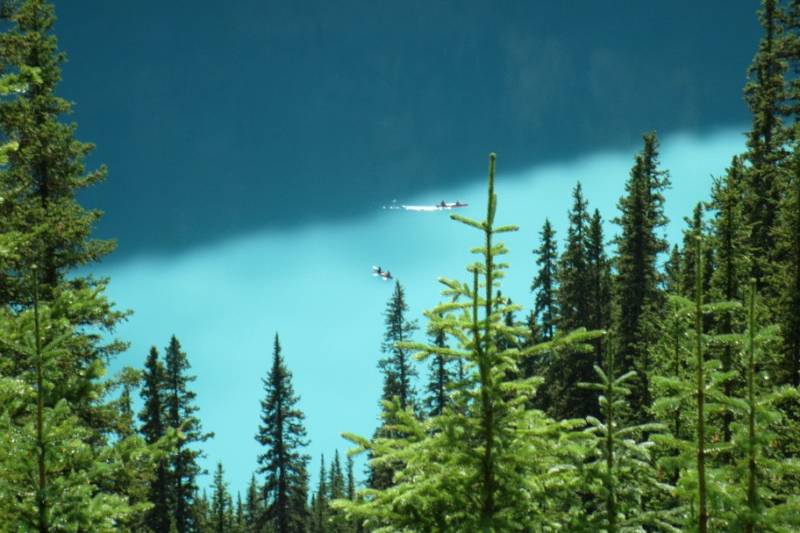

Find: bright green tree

[338,153,602,531]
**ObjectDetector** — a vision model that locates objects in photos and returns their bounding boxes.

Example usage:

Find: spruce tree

[339,153,602,530]
[164,335,212,533]
[558,182,591,331]
[743,0,789,289]
[680,203,714,299]
[612,132,671,417]
[664,244,683,294]
[245,474,262,531]
[708,157,751,443]
[0,1,158,524]
[0,270,142,530]
[378,281,418,411]
[310,456,328,533]
[370,282,418,490]
[578,343,673,531]
[139,346,171,532]
[774,154,800,386]
[255,334,310,533]
[423,317,454,417]
[211,462,233,533]
[544,183,599,418]
[531,218,559,341]
[328,451,347,533]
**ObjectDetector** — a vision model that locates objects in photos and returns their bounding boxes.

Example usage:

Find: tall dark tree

[310,456,328,533]
[708,157,751,442]
[680,203,714,300]
[743,0,789,290]
[612,132,671,416]
[423,318,454,417]
[586,209,613,335]
[558,182,591,331]
[544,183,597,418]
[531,218,559,341]
[244,474,262,531]
[164,335,212,533]
[211,462,233,533]
[664,244,683,294]
[774,155,800,386]
[256,334,310,533]
[328,451,348,533]
[139,346,171,532]
[378,281,418,411]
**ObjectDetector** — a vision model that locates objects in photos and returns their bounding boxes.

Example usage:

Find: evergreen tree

[558,182,591,331]
[664,244,683,294]
[370,282,418,490]
[378,281,418,411]
[743,0,789,289]
[164,335,212,533]
[531,218,559,341]
[774,154,800,386]
[310,456,328,533]
[708,157,751,444]
[245,474,262,531]
[211,462,233,533]
[328,451,347,533]
[578,343,673,531]
[586,209,613,337]
[422,317,453,417]
[722,280,800,531]
[680,203,714,299]
[544,183,600,419]
[256,334,310,533]
[139,346,171,533]
[339,154,602,530]
[0,2,160,526]
[612,132,671,417]
[0,270,148,531]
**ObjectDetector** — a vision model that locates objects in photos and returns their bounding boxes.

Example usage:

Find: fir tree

[328,451,347,533]
[310,456,328,533]
[774,154,800,386]
[164,335,212,533]
[378,281,418,411]
[211,462,233,533]
[612,132,671,417]
[558,182,591,331]
[256,334,310,533]
[578,342,673,531]
[664,244,683,294]
[544,183,600,419]
[531,218,559,341]
[139,346,171,533]
[245,474,262,531]
[0,1,157,524]
[709,157,751,444]
[339,153,603,530]
[680,203,714,299]
[743,0,789,289]
[423,317,453,417]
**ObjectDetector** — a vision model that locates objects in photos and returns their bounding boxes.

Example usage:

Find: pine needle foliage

[338,153,603,531]
[651,236,742,531]
[256,334,310,533]
[577,343,676,532]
